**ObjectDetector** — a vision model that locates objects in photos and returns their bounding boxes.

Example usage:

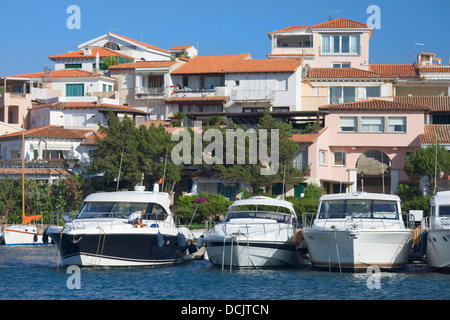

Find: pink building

[296,99,430,194]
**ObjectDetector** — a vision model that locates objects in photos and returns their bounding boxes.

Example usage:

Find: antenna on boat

[282,162,286,200]
[116,146,124,191]
[162,147,168,192]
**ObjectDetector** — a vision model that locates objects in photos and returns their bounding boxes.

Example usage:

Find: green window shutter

[65,64,82,69]
[66,84,84,97]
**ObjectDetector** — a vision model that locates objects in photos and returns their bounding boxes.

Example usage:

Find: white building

[78,32,171,62]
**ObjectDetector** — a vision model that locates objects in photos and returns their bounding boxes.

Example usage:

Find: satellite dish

[44,66,51,76]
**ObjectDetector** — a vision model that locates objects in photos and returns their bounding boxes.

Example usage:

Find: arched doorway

[356,150,391,194]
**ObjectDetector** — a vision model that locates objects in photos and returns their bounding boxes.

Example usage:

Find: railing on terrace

[0,159,79,169]
[230,89,275,101]
[135,87,166,96]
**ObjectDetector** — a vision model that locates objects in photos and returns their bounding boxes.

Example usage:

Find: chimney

[83,47,92,56]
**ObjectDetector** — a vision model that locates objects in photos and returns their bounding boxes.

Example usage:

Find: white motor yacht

[203,196,301,269]
[47,185,194,267]
[301,192,412,272]
[421,191,450,272]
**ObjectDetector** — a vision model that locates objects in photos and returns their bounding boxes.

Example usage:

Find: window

[366,86,381,97]
[276,78,288,90]
[332,63,351,68]
[103,84,107,92]
[201,76,223,89]
[330,87,355,104]
[388,117,406,133]
[319,150,327,165]
[148,75,164,88]
[234,80,240,86]
[334,152,346,166]
[66,84,84,97]
[65,64,82,69]
[322,35,360,55]
[339,117,357,132]
[73,115,86,126]
[361,117,384,133]
[293,150,308,170]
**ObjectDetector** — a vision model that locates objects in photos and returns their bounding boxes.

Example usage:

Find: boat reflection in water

[47,184,194,267]
[301,192,413,272]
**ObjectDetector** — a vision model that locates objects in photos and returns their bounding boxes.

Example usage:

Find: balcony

[172,86,228,98]
[135,87,167,99]
[230,89,275,102]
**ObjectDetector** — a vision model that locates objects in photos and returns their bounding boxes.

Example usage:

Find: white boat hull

[425,229,450,272]
[2,225,43,245]
[48,224,193,267]
[302,229,412,271]
[204,236,301,268]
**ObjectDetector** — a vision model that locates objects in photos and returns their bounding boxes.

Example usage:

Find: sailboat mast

[22,118,25,218]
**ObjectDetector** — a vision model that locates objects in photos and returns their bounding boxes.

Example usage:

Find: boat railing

[50,211,77,227]
[422,216,450,230]
[204,219,296,238]
[302,212,413,230]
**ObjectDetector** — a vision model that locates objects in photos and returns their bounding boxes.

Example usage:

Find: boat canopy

[228,196,296,216]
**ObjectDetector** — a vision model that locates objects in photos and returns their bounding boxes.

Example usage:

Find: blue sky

[0,0,449,76]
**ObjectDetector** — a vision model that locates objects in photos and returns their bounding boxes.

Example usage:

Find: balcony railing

[319,46,361,56]
[230,89,275,101]
[135,87,167,99]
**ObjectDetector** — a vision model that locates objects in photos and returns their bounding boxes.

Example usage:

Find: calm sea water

[0,245,448,302]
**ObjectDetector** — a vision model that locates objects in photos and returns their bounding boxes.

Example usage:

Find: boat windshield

[438,206,450,216]
[318,199,399,220]
[75,202,168,220]
[223,211,293,224]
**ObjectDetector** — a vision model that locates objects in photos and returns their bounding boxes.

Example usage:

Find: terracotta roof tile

[5,69,114,79]
[318,99,430,111]
[421,124,450,144]
[268,18,371,35]
[394,96,450,113]
[32,102,146,114]
[306,67,394,80]
[419,66,450,73]
[171,54,252,75]
[49,47,135,60]
[110,32,169,54]
[310,18,372,29]
[109,60,178,70]
[169,46,194,51]
[291,127,328,143]
[0,125,92,139]
[369,64,419,78]
[268,26,309,34]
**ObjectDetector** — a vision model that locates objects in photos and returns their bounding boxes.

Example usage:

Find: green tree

[102,56,119,69]
[87,111,181,191]
[218,109,302,194]
[404,144,450,193]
